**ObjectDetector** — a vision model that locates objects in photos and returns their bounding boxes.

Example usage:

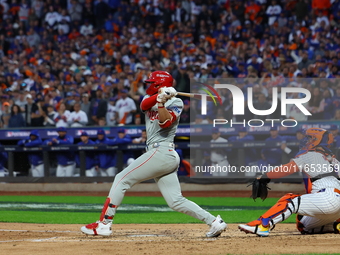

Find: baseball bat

[176,92,219,102]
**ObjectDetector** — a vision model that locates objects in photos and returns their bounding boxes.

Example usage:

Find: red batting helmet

[144,71,174,95]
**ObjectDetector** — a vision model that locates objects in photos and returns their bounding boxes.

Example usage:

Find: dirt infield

[1,223,339,255]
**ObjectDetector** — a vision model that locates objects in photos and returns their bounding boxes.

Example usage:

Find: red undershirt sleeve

[140,94,157,111]
[267,161,299,179]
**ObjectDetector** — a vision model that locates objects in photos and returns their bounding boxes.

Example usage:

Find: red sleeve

[159,110,177,128]
[312,0,316,9]
[267,161,299,179]
[140,94,157,111]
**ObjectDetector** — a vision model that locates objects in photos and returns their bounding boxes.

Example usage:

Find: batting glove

[157,93,168,104]
[158,88,170,100]
[163,87,177,97]
[159,87,176,99]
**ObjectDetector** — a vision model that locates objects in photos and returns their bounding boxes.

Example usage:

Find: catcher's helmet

[299,128,334,151]
[144,71,173,95]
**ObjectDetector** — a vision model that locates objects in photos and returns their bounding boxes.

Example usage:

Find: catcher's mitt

[248,174,271,201]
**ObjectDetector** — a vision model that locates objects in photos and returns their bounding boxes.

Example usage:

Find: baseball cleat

[81,221,112,236]
[238,224,270,237]
[206,215,227,237]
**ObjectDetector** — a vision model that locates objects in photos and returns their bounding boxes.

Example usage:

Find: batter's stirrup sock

[104,215,113,224]
[99,197,118,223]
[104,204,118,224]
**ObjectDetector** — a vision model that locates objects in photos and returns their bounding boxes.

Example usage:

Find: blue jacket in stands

[95,133,117,169]
[17,130,43,166]
[176,149,188,176]
[0,143,7,170]
[76,139,98,169]
[8,114,26,128]
[333,135,340,148]
[261,135,284,166]
[228,134,257,165]
[45,134,75,166]
[257,158,269,172]
[282,135,300,156]
[282,135,297,142]
[114,134,133,164]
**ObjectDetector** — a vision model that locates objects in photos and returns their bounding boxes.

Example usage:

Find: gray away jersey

[142,95,183,146]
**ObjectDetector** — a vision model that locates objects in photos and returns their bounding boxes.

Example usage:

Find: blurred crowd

[0,0,340,128]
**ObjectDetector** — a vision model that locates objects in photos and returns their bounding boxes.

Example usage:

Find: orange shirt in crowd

[245,3,261,21]
[312,0,331,9]
[312,0,331,15]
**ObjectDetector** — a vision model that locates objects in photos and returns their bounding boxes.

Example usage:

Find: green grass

[0,196,295,224]
[0,195,279,206]
[0,210,274,224]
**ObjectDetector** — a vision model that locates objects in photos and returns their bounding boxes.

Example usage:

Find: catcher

[239,128,340,236]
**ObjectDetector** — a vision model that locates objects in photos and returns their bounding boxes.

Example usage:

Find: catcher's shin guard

[99,197,117,223]
[253,193,301,227]
[296,214,306,234]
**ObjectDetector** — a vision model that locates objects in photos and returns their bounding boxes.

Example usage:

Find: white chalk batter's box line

[0,229,222,243]
[0,238,219,243]
[0,229,78,233]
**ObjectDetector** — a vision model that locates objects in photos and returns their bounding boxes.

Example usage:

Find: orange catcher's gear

[299,128,334,152]
[247,193,301,228]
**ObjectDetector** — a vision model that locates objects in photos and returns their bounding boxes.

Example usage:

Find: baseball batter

[81,71,227,237]
[239,128,340,236]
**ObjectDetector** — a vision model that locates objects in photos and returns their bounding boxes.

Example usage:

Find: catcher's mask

[299,128,334,152]
[144,71,173,95]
